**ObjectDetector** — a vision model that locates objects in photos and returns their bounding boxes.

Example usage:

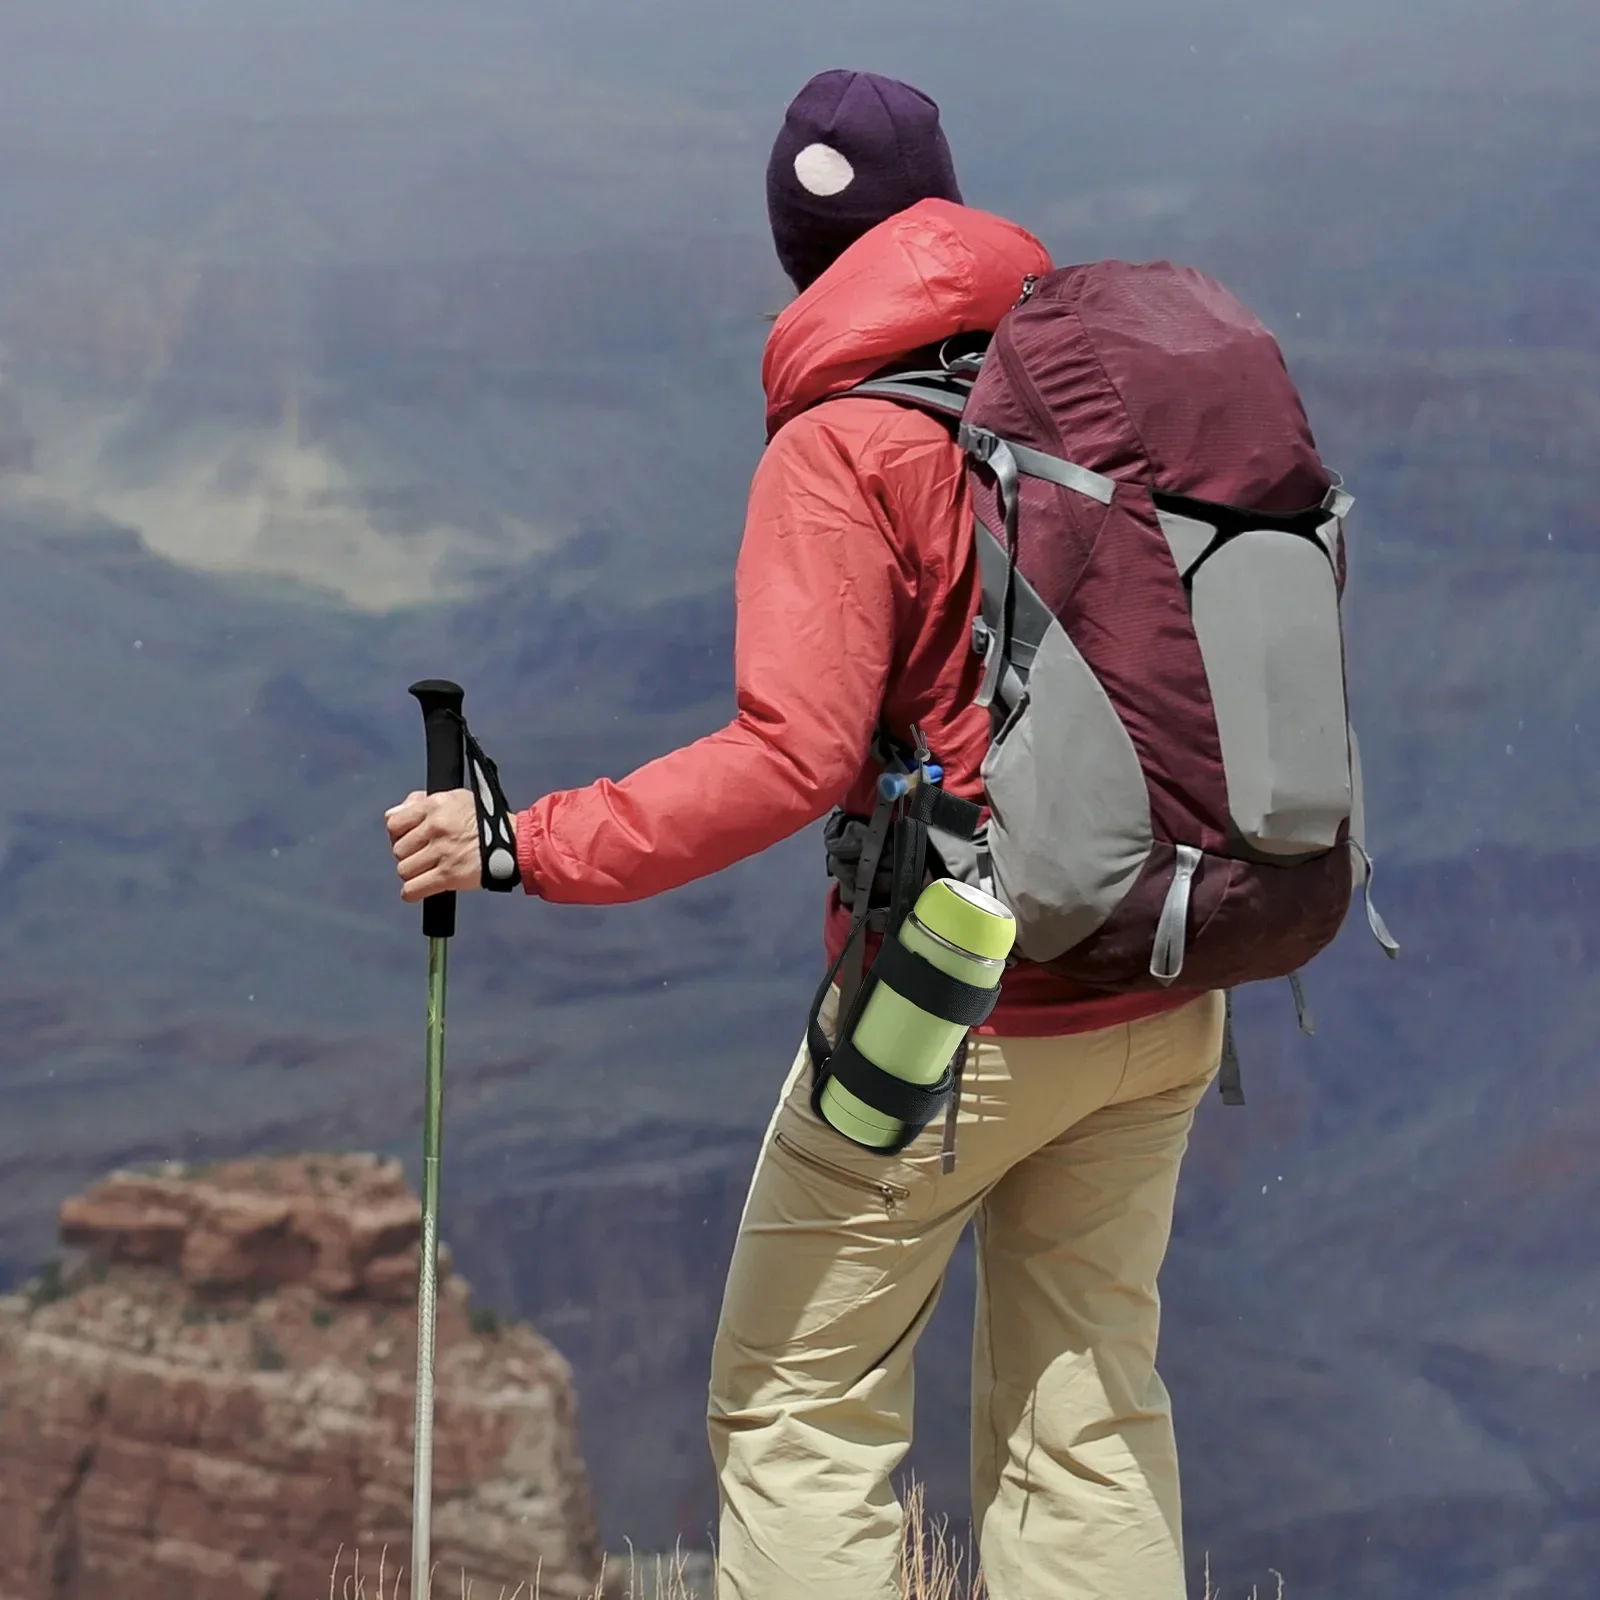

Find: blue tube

[877,765,945,802]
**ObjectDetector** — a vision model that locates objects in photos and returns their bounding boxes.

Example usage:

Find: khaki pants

[707,987,1223,1600]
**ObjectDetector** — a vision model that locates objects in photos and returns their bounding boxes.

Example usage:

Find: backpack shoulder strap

[839,332,989,423]
[846,370,976,420]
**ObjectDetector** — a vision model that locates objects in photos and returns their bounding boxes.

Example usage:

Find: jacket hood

[762,198,1052,438]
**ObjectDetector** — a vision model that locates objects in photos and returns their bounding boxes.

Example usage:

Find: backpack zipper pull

[1288,971,1315,1036]
[1350,842,1400,959]
[1150,845,1202,985]
[1015,274,1040,306]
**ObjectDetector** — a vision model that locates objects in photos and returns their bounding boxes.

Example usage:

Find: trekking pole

[406,677,467,1600]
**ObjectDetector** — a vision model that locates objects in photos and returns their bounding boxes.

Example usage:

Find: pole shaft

[410,935,448,1600]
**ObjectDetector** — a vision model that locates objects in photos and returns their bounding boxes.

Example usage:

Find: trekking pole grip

[409,679,467,940]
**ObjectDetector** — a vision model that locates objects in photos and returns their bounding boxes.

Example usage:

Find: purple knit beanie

[767,69,964,292]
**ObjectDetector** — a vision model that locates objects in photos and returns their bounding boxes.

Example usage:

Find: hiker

[385,67,1369,1600]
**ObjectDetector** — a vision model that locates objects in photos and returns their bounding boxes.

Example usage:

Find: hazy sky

[4,0,1595,175]
[0,0,1593,611]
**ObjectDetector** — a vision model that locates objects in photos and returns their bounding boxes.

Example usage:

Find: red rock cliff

[0,1153,604,1600]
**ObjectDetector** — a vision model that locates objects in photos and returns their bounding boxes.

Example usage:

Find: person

[385,68,1222,1600]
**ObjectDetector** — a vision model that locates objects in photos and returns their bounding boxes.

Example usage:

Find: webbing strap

[886,785,929,938]
[872,937,1000,1028]
[1288,971,1315,1036]
[824,1038,956,1128]
[972,436,1021,711]
[806,925,868,1082]
[807,722,995,1153]
[1150,845,1202,985]
[864,368,971,387]
[848,376,973,418]
[837,793,896,1018]
[940,1038,968,1175]
[1218,993,1245,1106]
[1350,841,1400,958]
[443,711,522,893]
[907,782,983,839]
[960,425,1117,506]
[959,424,1120,714]
[977,837,997,902]
[809,725,923,1075]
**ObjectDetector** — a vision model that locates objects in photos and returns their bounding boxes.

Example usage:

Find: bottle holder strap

[872,938,1000,1028]
[818,1037,957,1131]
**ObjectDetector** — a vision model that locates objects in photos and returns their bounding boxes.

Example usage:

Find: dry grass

[326,1484,1284,1599]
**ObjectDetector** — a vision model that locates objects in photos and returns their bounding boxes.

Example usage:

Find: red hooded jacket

[515,199,1195,1037]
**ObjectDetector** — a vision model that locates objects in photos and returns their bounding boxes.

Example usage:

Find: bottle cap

[912,879,1015,964]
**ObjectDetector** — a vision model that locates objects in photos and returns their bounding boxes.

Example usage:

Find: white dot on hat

[793,142,855,197]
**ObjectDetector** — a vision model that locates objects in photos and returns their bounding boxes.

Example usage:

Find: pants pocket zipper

[775,1132,912,1215]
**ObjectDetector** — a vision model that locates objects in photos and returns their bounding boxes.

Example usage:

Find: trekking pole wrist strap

[442,711,522,893]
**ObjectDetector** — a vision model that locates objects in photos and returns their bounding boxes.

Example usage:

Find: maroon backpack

[846,261,1398,1101]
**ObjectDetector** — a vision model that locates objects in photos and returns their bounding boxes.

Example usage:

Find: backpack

[825,260,1398,1108]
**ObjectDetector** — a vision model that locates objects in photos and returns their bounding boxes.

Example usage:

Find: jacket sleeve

[513,412,897,904]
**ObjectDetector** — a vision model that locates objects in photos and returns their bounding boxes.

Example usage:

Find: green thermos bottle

[820,877,1016,1149]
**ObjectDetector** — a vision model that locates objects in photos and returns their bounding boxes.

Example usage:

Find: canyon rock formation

[0,1154,604,1600]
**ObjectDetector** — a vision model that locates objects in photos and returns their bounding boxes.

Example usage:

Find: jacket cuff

[514,807,544,897]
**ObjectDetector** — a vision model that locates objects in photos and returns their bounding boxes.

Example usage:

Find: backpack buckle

[958,423,998,465]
